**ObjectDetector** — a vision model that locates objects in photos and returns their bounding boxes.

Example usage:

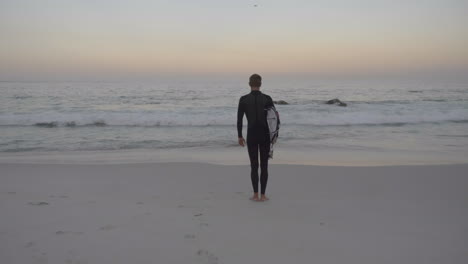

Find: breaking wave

[1,106,467,128]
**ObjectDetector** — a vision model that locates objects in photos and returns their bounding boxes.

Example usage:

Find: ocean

[1,76,467,165]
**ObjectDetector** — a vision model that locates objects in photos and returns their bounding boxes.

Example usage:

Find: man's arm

[237,97,246,147]
[237,97,244,138]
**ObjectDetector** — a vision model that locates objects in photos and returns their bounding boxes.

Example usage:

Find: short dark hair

[249,74,262,88]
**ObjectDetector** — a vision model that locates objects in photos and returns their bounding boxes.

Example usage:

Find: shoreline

[1,146,466,166]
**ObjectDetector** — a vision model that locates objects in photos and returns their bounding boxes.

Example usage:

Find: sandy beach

[1,162,467,264]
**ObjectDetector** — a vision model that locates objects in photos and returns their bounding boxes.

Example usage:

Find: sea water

[1,76,467,164]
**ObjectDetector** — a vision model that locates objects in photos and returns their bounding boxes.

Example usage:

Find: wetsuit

[237,90,274,194]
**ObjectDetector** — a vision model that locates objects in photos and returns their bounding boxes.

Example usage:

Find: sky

[0,0,467,79]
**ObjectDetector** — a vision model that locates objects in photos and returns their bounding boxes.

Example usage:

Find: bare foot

[249,193,260,201]
[260,195,269,202]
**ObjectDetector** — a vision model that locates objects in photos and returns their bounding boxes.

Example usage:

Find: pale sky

[1,0,467,78]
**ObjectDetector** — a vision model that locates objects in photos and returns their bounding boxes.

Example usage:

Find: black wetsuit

[237,90,274,194]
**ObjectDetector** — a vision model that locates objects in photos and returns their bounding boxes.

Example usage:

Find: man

[237,74,274,202]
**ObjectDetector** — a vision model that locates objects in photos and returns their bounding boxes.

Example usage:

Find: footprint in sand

[25,241,36,248]
[55,231,84,235]
[28,202,49,206]
[196,249,219,264]
[99,224,116,231]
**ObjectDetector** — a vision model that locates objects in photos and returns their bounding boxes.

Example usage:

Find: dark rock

[273,100,289,105]
[35,122,58,128]
[93,120,106,126]
[326,98,347,107]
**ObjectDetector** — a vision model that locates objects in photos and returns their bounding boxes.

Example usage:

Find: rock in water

[326,98,347,107]
[273,100,289,105]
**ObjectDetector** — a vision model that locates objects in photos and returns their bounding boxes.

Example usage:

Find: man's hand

[238,137,245,147]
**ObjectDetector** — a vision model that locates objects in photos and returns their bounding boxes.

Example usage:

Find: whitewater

[1,77,467,164]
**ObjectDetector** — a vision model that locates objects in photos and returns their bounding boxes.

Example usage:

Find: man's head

[249,74,262,89]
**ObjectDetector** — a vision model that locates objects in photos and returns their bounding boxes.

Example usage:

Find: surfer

[237,74,274,202]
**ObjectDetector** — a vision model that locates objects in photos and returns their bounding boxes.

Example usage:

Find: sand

[1,162,467,264]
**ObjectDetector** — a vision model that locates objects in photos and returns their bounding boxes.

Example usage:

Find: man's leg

[247,138,259,200]
[259,139,270,201]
